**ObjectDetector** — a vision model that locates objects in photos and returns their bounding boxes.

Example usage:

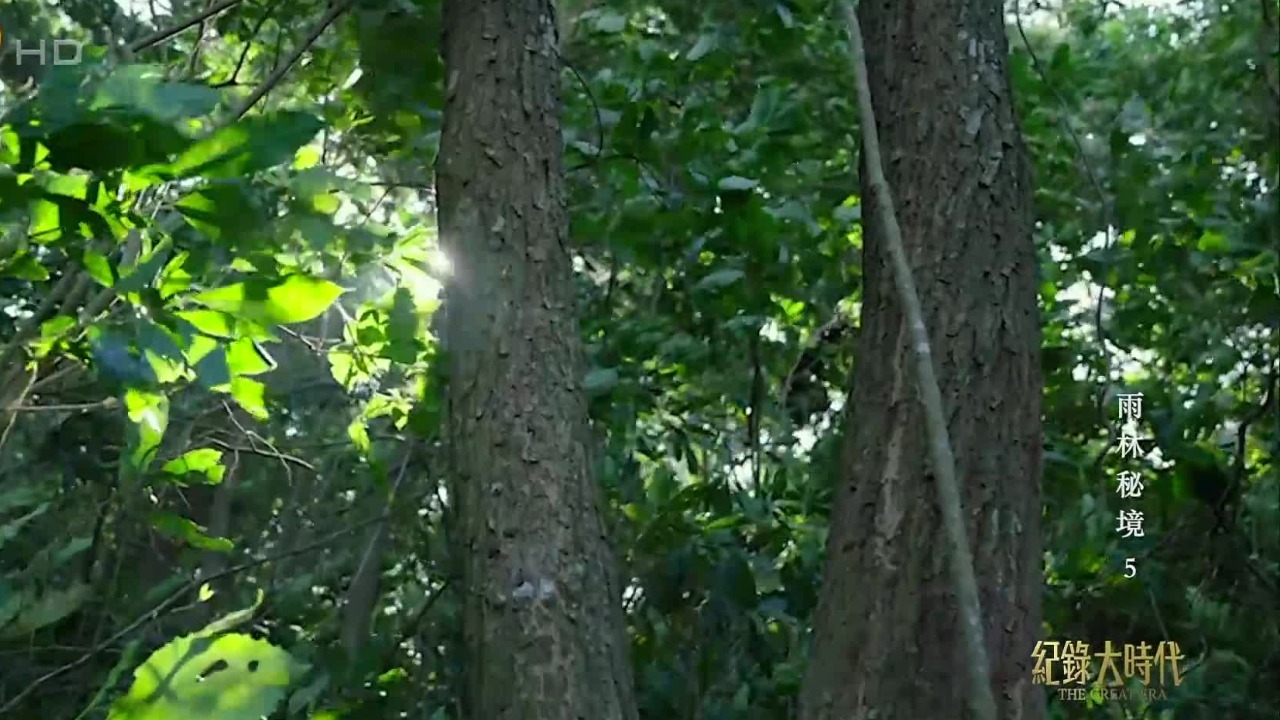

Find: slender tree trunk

[434,2,638,719]
[799,1,1045,719]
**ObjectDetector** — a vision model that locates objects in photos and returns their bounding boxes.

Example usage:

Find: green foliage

[0,0,1274,718]
[108,633,301,720]
[108,594,306,720]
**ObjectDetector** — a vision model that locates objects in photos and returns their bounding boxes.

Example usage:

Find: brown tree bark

[434,2,638,719]
[798,1,1045,719]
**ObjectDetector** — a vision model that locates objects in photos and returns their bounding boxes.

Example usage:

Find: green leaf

[40,116,192,175]
[29,318,68,360]
[583,367,619,394]
[0,503,50,550]
[228,377,268,419]
[149,512,234,552]
[737,88,782,135]
[116,242,172,294]
[136,320,187,384]
[158,252,194,298]
[687,35,716,62]
[161,449,226,485]
[717,176,758,191]
[0,252,49,281]
[178,309,237,338]
[175,185,269,244]
[52,536,93,566]
[91,66,223,123]
[694,268,745,292]
[833,203,861,223]
[124,389,169,471]
[203,589,265,636]
[190,275,345,326]
[82,250,115,287]
[91,329,159,387]
[107,631,304,720]
[0,485,49,515]
[774,2,795,27]
[385,287,420,364]
[0,583,90,639]
[348,419,371,455]
[152,111,323,180]
[194,346,233,389]
[1196,230,1230,254]
[594,12,628,33]
[225,338,275,376]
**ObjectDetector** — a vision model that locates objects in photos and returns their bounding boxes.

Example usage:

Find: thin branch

[228,0,352,120]
[748,332,763,494]
[128,0,246,53]
[206,436,317,472]
[0,367,37,458]
[215,0,288,87]
[3,398,118,413]
[560,55,605,168]
[0,270,80,381]
[839,3,996,719]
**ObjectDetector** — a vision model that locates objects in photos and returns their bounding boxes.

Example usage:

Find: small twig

[205,437,317,472]
[3,398,118,413]
[228,1,352,120]
[0,271,80,381]
[180,0,222,79]
[128,0,246,53]
[0,367,38,457]
[559,54,605,168]
[30,362,82,393]
[216,0,287,87]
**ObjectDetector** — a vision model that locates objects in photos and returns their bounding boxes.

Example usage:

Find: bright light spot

[342,68,363,90]
[760,319,787,343]
[427,249,453,278]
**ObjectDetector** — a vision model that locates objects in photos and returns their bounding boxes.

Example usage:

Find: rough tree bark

[434,1,638,719]
[799,1,1045,719]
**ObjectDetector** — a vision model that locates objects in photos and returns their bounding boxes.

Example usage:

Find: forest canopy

[0,1,1275,719]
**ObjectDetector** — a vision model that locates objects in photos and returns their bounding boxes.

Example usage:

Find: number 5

[1124,558,1137,578]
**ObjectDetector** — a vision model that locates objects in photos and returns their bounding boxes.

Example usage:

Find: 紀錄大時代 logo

[1033,639,1185,703]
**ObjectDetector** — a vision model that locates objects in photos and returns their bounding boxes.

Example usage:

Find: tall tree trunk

[799,1,1045,719]
[434,2,638,719]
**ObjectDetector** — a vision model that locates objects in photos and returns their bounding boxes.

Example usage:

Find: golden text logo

[1033,639,1185,702]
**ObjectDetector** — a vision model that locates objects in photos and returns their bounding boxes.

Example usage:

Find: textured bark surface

[798,1,1045,719]
[434,1,638,719]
